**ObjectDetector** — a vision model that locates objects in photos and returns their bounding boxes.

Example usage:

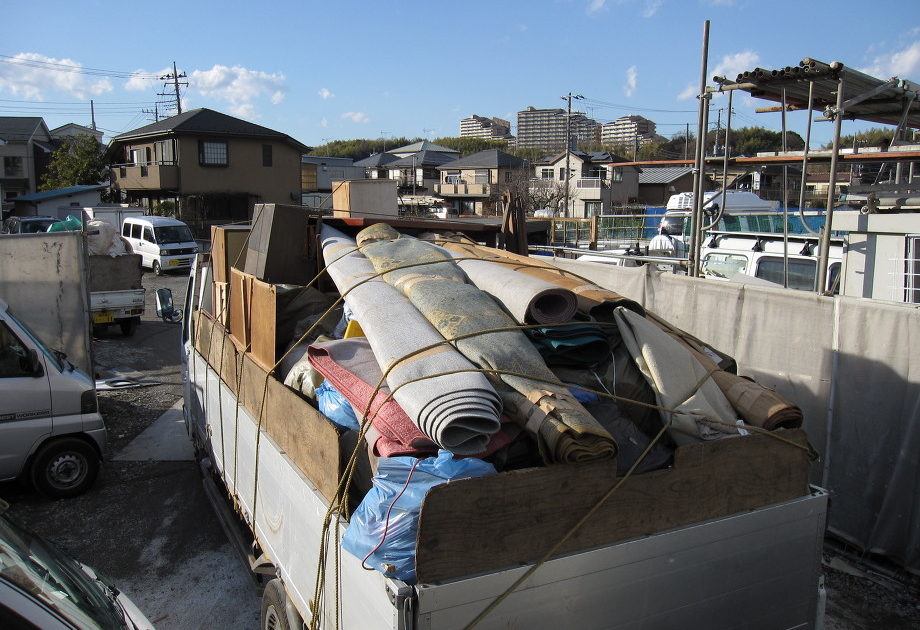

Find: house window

[559,168,568,181]
[504,171,513,183]
[3,157,23,177]
[262,144,273,167]
[585,201,602,217]
[541,168,553,179]
[199,140,228,166]
[611,168,623,182]
[155,140,175,164]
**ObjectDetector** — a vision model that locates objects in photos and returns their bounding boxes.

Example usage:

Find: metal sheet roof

[713,58,920,128]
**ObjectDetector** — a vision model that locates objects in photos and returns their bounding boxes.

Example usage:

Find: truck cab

[0,298,105,498]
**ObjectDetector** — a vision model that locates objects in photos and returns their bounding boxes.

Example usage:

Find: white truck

[181,217,829,630]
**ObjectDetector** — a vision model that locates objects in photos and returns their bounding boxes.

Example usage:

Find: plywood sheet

[415,429,811,584]
[250,278,278,371]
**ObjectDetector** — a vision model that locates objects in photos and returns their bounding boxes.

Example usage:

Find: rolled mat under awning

[320,225,502,455]
[358,223,617,463]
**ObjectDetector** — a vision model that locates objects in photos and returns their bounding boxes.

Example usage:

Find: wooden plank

[415,429,811,584]
[250,278,278,371]
[229,268,252,349]
[236,352,341,503]
[211,225,250,283]
[194,309,214,361]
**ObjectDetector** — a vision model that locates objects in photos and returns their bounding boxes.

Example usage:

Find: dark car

[1,216,58,235]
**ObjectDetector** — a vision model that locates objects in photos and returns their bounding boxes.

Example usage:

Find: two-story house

[108,108,309,224]
[386,150,458,194]
[532,151,640,217]
[435,149,530,215]
[0,117,55,214]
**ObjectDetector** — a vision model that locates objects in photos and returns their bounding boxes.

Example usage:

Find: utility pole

[561,92,584,218]
[90,100,96,130]
[380,131,391,152]
[159,61,187,115]
[684,123,690,160]
[141,103,160,123]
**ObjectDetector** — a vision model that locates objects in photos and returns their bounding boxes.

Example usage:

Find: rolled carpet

[435,237,644,319]
[438,249,578,325]
[320,225,501,455]
[357,223,616,463]
[613,306,743,445]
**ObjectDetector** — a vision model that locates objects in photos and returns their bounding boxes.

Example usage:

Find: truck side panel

[192,351,408,628]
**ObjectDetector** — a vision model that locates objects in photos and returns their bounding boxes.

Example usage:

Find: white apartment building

[601,115,657,149]
[516,107,600,151]
[459,115,511,139]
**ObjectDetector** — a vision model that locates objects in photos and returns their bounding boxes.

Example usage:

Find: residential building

[601,115,657,150]
[300,156,364,193]
[0,117,54,214]
[388,140,459,159]
[11,184,106,217]
[516,106,600,151]
[459,115,511,139]
[108,108,309,226]
[532,150,640,218]
[435,149,529,215]
[637,167,697,205]
[50,123,104,144]
[387,150,458,193]
[353,152,400,179]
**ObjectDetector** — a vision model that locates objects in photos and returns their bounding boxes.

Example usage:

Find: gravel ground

[1,268,918,629]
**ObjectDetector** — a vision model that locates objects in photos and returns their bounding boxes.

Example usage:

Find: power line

[0,54,160,80]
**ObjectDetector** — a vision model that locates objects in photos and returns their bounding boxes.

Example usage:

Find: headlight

[159,249,168,256]
[192,247,199,253]
[81,390,98,414]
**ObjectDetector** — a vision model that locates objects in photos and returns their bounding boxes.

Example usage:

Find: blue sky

[2,0,918,150]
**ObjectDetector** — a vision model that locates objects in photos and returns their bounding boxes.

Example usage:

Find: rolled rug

[613,306,743,445]
[320,225,501,455]
[437,249,578,325]
[357,223,617,463]
[435,238,644,319]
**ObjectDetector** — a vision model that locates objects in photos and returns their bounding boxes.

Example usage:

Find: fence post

[589,215,598,250]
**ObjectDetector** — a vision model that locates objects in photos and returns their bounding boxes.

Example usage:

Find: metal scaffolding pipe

[797,81,821,240]
[689,19,710,278]
[781,88,790,289]
[817,75,845,294]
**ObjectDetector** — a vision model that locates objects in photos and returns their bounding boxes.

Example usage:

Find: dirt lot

[1,269,917,629]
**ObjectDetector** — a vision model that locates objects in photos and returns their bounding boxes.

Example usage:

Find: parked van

[0,298,105,498]
[0,499,154,629]
[121,216,198,275]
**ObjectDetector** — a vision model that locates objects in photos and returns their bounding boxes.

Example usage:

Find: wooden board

[211,225,250,284]
[212,281,229,326]
[250,278,278,371]
[229,267,253,350]
[414,429,811,584]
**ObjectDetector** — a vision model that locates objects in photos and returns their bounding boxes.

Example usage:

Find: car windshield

[22,219,56,233]
[0,512,124,629]
[3,307,64,372]
[154,225,193,244]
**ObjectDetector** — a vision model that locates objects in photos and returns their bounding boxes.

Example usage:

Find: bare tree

[503,167,572,216]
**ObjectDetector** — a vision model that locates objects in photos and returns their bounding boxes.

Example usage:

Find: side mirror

[27,349,44,378]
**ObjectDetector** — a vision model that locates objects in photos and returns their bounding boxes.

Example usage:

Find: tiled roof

[387,150,459,167]
[638,167,694,184]
[13,184,107,202]
[435,149,526,170]
[110,108,310,152]
[353,152,401,167]
[389,140,459,155]
[0,117,44,141]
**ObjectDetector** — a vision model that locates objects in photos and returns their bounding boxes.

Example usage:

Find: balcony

[111,162,179,191]
[577,177,605,189]
[435,182,491,197]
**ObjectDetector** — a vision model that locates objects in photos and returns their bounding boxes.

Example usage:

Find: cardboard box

[211,224,250,283]
[244,204,310,285]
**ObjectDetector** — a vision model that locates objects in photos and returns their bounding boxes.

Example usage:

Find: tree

[308,137,419,160]
[718,126,804,157]
[823,127,894,150]
[40,134,108,191]
[431,136,508,156]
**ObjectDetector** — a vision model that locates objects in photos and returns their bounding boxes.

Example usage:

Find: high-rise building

[516,106,600,151]
[459,115,511,139]
[601,115,657,149]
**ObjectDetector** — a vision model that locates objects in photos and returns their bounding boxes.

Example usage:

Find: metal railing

[534,211,666,250]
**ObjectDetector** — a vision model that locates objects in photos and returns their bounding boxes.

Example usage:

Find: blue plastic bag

[342,450,495,583]
[316,380,359,430]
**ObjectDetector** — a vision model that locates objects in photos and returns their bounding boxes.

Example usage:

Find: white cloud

[124,67,171,91]
[624,65,638,97]
[861,41,920,78]
[341,111,370,123]
[711,50,760,82]
[677,84,697,101]
[642,0,662,17]
[318,87,334,100]
[0,52,114,100]
[188,64,286,116]
[702,0,737,5]
[320,117,328,128]
[586,0,606,14]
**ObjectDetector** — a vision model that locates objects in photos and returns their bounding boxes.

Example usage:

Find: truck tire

[261,579,291,630]
[120,317,138,337]
[153,261,162,276]
[30,437,100,499]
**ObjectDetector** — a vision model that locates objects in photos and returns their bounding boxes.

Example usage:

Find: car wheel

[119,317,139,337]
[261,579,292,630]
[153,261,162,276]
[30,438,100,499]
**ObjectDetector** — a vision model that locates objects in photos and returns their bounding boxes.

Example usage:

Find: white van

[0,299,105,498]
[121,216,198,275]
